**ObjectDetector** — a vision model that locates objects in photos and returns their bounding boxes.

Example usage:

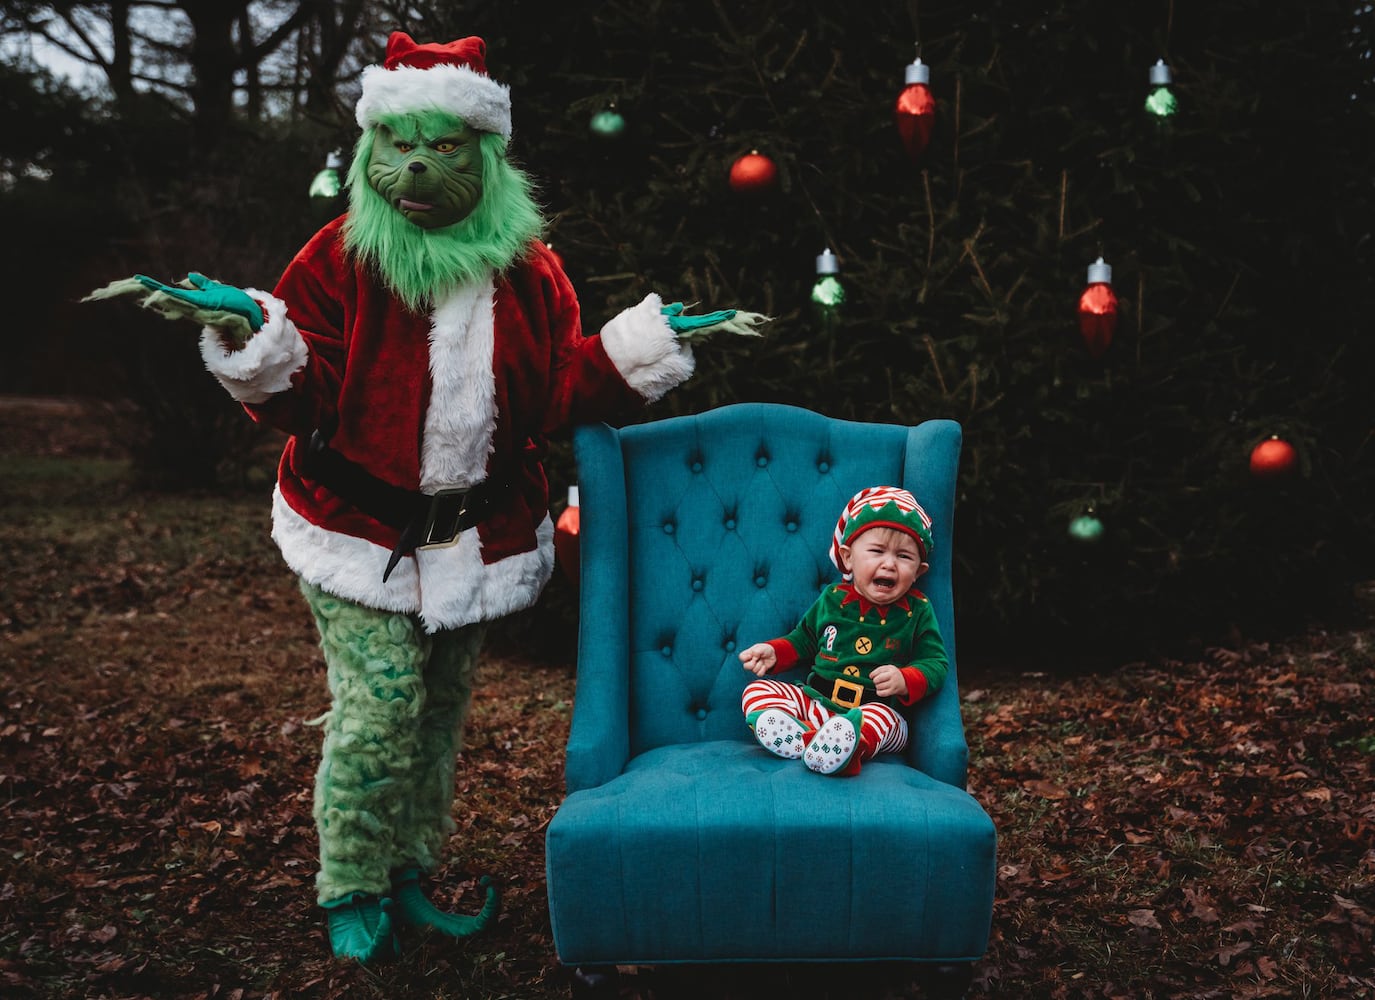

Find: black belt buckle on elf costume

[418,487,473,549]
[828,676,867,710]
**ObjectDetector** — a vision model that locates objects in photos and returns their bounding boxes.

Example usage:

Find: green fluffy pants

[300,579,484,904]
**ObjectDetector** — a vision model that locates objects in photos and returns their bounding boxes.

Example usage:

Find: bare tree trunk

[237,5,261,122]
[180,0,241,154]
[107,0,136,107]
[303,0,368,120]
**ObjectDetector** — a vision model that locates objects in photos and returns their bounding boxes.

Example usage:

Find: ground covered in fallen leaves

[2,398,1372,999]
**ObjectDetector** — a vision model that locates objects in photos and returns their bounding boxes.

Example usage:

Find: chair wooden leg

[918,962,975,999]
[568,964,620,999]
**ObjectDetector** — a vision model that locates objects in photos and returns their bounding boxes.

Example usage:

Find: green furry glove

[84,271,263,348]
[660,301,769,342]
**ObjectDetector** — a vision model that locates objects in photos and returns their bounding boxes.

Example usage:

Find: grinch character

[88,32,764,964]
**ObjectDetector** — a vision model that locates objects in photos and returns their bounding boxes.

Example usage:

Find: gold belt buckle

[830,677,865,710]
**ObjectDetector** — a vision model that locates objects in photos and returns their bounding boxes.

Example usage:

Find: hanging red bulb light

[894,56,936,164]
[554,485,581,588]
[1077,256,1118,358]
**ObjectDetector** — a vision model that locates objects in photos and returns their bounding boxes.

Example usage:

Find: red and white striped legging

[742,678,909,755]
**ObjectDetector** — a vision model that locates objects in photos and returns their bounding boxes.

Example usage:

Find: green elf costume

[86,32,764,965]
[740,486,948,776]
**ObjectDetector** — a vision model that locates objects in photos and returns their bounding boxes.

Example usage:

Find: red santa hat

[355,32,512,138]
[829,486,934,574]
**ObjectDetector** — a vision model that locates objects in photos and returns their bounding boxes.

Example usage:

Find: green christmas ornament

[590,105,626,138]
[1068,513,1105,543]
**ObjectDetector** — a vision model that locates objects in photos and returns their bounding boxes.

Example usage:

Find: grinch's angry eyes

[393,139,460,156]
[368,124,484,230]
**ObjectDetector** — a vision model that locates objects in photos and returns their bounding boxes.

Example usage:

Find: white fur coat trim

[419,279,498,492]
[272,485,554,632]
[355,63,512,138]
[599,292,695,402]
[199,291,308,404]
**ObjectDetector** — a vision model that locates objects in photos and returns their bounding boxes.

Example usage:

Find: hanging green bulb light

[1144,60,1178,118]
[309,150,343,200]
[810,247,845,311]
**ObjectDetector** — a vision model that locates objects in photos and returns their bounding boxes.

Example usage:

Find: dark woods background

[3,0,1372,666]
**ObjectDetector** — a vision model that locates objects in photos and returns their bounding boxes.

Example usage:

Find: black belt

[300,430,502,583]
[805,672,879,710]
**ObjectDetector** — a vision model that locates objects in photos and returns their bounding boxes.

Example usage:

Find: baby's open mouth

[874,576,896,589]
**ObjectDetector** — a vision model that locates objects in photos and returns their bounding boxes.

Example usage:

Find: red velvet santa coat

[198,216,693,631]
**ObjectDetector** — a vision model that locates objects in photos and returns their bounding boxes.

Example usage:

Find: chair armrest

[902,418,970,789]
[564,423,632,793]
[906,684,971,788]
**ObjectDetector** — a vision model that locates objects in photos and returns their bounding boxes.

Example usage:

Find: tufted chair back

[568,402,966,789]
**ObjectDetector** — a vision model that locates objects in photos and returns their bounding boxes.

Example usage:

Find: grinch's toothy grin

[397,198,434,212]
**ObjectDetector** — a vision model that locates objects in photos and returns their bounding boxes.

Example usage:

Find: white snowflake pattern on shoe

[751,708,808,759]
[803,714,859,774]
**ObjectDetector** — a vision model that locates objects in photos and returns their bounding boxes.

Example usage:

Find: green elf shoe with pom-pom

[391,866,500,940]
[322,892,399,964]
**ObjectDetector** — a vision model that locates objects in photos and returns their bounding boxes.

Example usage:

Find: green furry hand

[661,302,770,343]
[84,272,263,348]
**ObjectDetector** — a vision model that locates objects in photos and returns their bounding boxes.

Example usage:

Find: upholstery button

[695,708,708,721]
[663,522,675,535]
[755,575,767,588]
[818,460,830,473]
[691,461,702,473]
[756,455,768,467]
[724,517,736,530]
[692,578,704,592]
[661,645,673,657]
[724,639,736,652]
[785,520,797,532]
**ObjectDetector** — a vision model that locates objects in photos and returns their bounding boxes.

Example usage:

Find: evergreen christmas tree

[442,0,1374,661]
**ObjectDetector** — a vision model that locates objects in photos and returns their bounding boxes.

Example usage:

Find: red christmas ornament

[1249,436,1298,480]
[554,485,581,587]
[1077,256,1118,358]
[728,150,778,194]
[894,57,936,164]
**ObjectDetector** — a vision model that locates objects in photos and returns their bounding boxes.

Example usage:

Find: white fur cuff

[199,291,308,404]
[599,293,695,403]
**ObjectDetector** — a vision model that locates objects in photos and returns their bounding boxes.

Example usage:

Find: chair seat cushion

[545,740,997,965]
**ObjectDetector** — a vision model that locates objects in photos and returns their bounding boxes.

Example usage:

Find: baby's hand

[738,643,777,676]
[870,664,906,698]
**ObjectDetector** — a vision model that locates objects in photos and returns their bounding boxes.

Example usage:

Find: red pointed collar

[835,581,922,619]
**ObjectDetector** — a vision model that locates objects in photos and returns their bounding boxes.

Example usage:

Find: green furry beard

[342,116,544,314]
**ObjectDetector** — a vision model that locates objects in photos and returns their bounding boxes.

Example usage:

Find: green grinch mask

[366,118,484,229]
[343,110,544,314]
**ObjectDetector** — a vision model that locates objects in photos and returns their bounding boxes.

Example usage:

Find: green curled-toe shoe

[322,892,399,964]
[391,866,500,940]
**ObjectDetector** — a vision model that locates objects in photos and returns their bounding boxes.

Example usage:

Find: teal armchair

[545,403,995,997]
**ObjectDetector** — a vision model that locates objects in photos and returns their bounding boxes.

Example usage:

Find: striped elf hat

[829,486,934,575]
